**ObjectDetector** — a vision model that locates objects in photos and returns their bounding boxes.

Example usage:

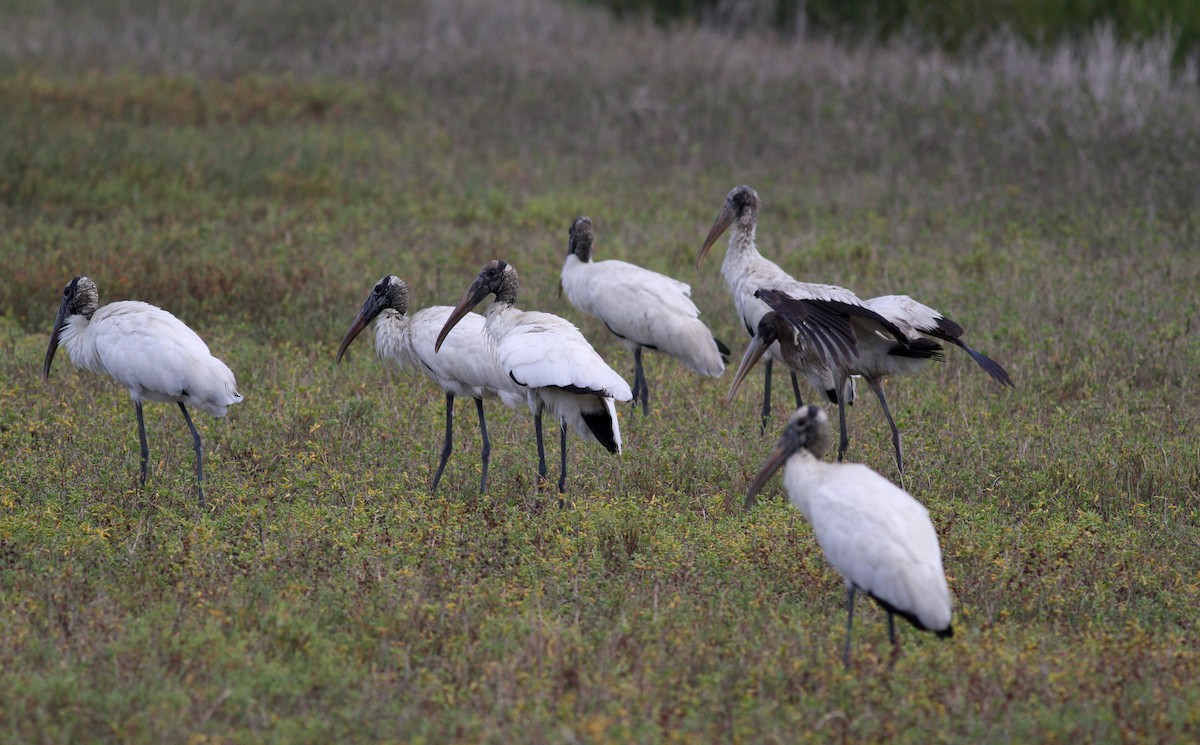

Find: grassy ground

[2,0,1199,742]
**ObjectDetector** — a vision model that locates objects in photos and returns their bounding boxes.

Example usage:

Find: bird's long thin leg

[430,392,455,495]
[178,402,204,508]
[760,357,774,434]
[790,371,804,409]
[843,586,857,669]
[630,355,642,410]
[634,347,649,416]
[135,401,149,488]
[534,405,548,484]
[557,421,569,507]
[888,611,897,646]
[836,387,850,463]
[867,377,903,473]
[475,397,490,494]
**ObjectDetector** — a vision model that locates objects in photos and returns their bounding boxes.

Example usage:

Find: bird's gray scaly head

[782,404,831,459]
[699,184,760,268]
[568,216,594,262]
[64,276,99,319]
[336,275,409,364]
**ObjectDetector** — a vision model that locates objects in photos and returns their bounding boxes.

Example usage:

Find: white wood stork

[698,184,908,430]
[745,405,953,667]
[560,216,729,416]
[336,275,529,494]
[435,260,632,501]
[739,289,1014,471]
[42,276,243,507]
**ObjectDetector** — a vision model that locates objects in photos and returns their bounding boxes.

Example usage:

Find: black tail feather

[888,338,944,361]
[949,338,1014,387]
[714,336,731,364]
[582,409,620,454]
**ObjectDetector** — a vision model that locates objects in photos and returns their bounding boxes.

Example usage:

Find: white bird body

[373,305,529,412]
[745,405,953,666]
[783,454,952,633]
[337,275,530,494]
[43,276,242,506]
[482,301,631,447]
[58,300,242,416]
[437,260,632,497]
[561,217,726,414]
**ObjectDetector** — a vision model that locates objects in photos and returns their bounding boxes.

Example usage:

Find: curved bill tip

[435,283,485,353]
[725,335,770,404]
[697,206,734,270]
[743,444,788,511]
[42,302,68,381]
[335,312,369,364]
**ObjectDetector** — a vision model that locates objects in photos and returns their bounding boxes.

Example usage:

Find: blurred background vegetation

[587,0,1200,64]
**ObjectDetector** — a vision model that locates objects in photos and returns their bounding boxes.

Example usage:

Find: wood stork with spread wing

[436,260,632,501]
[744,289,1014,471]
[560,216,729,416]
[336,275,529,494]
[745,405,953,668]
[698,184,908,431]
[42,276,242,507]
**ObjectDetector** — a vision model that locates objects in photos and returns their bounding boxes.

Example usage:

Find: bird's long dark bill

[697,205,734,269]
[335,309,371,364]
[744,441,790,511]
[42,298,69,380]
[726,333,772,404]
[435,279,489,353]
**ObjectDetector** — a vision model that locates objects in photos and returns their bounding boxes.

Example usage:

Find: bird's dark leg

[843,586,857,669]
[475,397,490,494]
[557,421,569,507]
[887,611,900,670]
[790,371,804,409]
[633,347,649,416]
[135,401,149,488]
[867,377,903,473]
[837,388,850,463]
[534,405,548,484]
[760,357,774,434]
[430,392,455,495]
[178,402,204,508]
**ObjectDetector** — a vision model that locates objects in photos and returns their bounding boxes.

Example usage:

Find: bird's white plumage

[58,300,242,416]
[374,306,529,412]
[782,450,952,632]
[561,255,725,377]
[484,302,631,445]
[864,295,946,340]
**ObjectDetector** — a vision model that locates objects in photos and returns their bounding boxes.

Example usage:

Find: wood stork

[435,260,632,500]
[698,184,908,430]
[748,289,1014,471]
[560,216,729,416]
[42,276,242,507]
[336,275,529,494]
[745,405,953,668]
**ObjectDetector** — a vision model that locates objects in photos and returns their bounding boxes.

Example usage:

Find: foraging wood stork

[560,216,729,416]
[42,276,242,507]
[336,275,529,494]
[745,405,953,667]
[435,260,632,499]
[742,289,1014,471]
[698,184,908,430]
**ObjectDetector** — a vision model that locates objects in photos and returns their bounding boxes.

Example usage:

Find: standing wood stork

[745,289,1014,471]
[745,405,953,668]
[435,260,632,500]
[560,216,729,416]
[698,184,908,431]
[336,275,529,494]
[42,276,242,507]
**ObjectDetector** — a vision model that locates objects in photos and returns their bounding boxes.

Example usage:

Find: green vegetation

[2,0,1199,741]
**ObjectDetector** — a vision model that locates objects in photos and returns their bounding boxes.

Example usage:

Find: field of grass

[1,0,1199,741]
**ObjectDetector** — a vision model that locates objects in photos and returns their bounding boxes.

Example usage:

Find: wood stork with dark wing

[698,184,909,430]
[560,216,729,415]
[336,275,529,494]
[436,260,632,501]
[745,405,953,668]
[740,289,1013,471]
[42,276,242,507]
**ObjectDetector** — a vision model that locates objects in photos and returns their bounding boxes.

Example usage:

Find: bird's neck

[59,313,101,373]
[373,309,415,362]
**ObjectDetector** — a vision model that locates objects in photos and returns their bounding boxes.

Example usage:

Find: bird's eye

[373,283,385,295]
